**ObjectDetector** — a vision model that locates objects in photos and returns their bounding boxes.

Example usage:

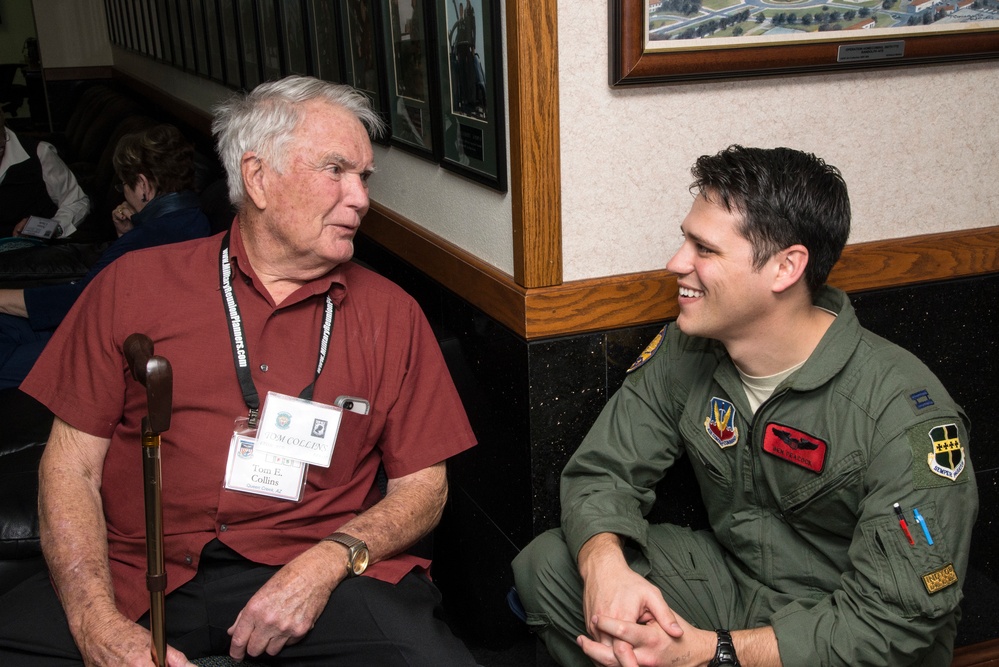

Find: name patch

[922,563,959,595]
[762,423,826,473]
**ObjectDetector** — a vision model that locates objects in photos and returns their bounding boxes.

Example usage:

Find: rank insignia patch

[762,423,826,473]
[922,563,958,595]
[704,397,739,448]
[627,325,668,373]
[927,423,965,482]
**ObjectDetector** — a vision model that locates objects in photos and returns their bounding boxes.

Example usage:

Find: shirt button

[260,364,269,372]
[185,555,193,565]
[220,524,228,532]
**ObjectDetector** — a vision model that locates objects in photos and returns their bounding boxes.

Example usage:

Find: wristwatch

[708,629,741,667]
[322,532,369,577]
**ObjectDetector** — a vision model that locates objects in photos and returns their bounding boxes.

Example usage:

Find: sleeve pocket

[861,502,962,619]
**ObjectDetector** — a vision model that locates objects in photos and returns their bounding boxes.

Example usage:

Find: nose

[666,242,691,276]
[342,172,370,211]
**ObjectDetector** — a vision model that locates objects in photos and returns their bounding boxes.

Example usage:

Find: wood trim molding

[507,0,562,289]
[952,638,999,667]
[361,206,999,340]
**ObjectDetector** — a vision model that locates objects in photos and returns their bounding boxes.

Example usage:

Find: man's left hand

[578,611,715,667]
[227,547,342,660]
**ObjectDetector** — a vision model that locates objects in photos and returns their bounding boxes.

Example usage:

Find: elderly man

[513,146,977,667]
[0,77,478,666]
[0,113,90,239]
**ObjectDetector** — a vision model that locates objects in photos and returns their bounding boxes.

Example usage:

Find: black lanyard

[219,232,334,427]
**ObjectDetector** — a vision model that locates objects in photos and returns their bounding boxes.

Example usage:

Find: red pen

[893,502,915,546]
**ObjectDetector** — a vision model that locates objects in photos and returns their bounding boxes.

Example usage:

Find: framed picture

[281,0,311,76]
[256,0,282,81]
[237,0,262,88]
[218,0,243,87]
[308,0,343,82]
[379,0,440,158]
[610,0,999,85]
[435,0,506,191]
[339,0,391,142]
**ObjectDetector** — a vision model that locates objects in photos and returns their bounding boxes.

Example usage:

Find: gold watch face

[351,548,369,575]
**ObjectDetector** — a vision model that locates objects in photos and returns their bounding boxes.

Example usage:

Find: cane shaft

[143,430,166,667]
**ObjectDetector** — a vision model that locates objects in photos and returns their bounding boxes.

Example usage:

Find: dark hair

[690,145,851,295]
[113,124,195,195]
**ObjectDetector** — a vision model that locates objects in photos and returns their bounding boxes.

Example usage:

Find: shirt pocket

[778,451,864,539]
[861,501,960,619]
[307,409,372,489]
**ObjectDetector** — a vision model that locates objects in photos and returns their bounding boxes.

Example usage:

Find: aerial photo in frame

[646,0,999,46]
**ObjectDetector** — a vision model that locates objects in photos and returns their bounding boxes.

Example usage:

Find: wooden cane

[124,333,172,667]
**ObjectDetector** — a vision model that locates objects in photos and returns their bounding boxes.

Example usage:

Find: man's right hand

[578,533,683,648]
[75,610,195,667]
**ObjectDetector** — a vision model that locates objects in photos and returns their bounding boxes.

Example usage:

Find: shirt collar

[0,128,30,177]
[130,190,200,227]
[227,220,348,309]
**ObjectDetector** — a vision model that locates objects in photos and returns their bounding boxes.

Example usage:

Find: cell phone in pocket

[334,395,370,415]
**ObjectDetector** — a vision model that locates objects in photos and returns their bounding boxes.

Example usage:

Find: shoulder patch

[922,563,959,595]
[704,397,739,448]
[627,325,668,374]
[908,421,968,488]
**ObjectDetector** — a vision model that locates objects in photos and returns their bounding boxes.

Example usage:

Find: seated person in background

[512,145,977,667]
[0,123,210,389]
[0,112,90,239]
[0,76,479,666]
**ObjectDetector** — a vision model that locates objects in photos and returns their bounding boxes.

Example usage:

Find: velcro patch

[762,423,826,473]
[922,563,958,594]
[627,325,668,373]
[908,421,969,489]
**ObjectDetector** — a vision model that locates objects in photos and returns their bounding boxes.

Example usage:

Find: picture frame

[218,0,243,88]
[308,0,343,82]
[280,0,311,76]
[339,0,391,143]
[610,0,999,85]
[237,0,263,89]
[378,0,441,158]
[256,0,282,81]
[435,0,507,191]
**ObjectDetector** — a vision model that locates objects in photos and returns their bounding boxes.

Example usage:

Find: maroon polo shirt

[23,222,476,620]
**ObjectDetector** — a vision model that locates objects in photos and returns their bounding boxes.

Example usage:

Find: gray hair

[211,76,386,205]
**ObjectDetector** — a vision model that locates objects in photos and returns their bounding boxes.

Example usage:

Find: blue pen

[913,508,934,545]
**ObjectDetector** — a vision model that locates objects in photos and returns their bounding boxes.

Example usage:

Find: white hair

[211,76,386,205]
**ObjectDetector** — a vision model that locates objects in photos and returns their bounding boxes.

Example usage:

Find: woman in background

[0,123,211,389]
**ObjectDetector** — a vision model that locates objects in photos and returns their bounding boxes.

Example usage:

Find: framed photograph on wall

[308,0,343,82]
[339,0,390,142]
[435,0,506,191]
[379,0,440,158]
[611,0,999,85]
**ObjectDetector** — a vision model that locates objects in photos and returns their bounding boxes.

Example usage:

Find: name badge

[253,392,342,467]
[224,433,307,501]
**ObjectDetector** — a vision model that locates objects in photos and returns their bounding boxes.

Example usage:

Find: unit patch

[627,325,668,373]
[922,563,959,595]
[762,423,826,473]
[927,423,966,482]
[704,397,739,448]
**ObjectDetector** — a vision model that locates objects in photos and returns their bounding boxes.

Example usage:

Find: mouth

[678,285,705,299]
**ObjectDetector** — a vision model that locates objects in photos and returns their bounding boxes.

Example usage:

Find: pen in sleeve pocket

[893,502,915,546]
[913,507,934,545]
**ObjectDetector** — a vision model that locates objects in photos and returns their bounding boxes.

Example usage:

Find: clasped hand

[579,558,712,667]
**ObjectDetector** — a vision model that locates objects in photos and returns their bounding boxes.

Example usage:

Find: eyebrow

[319,151,376,176]
[680,225,715,249]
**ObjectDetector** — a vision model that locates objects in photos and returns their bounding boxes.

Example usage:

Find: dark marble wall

[354,236,998,654]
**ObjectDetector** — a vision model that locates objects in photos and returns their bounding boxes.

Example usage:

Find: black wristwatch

[707,629,741,667]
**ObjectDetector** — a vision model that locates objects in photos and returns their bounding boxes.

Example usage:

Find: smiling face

[665,192,780,348]
[249,100,375,275]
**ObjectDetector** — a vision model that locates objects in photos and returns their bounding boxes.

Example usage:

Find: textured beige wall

[32,0,111,68]
[559,0,999,282]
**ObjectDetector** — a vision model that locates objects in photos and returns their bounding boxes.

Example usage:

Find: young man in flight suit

[513,145,977,667]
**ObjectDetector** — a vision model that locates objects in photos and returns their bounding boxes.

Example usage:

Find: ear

[771,245,809,294]
[241,152,268,211]
[136,173,154,200]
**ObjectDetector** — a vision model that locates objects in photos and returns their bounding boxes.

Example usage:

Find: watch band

[707,629,740,667]
[322,532,368,577]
